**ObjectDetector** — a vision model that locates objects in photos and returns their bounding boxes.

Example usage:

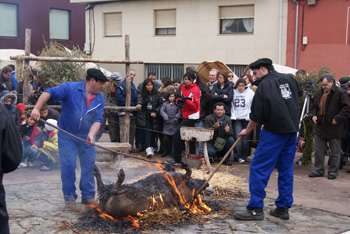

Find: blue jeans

[232,120,250,160]
[247,129,297,208]
[58,133,95,201]
[194,120,204,156]
[22,143,39,162]
[207,136,235,160]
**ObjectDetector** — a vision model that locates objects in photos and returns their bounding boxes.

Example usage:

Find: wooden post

[123,35,131,144]
[23,29,31,105]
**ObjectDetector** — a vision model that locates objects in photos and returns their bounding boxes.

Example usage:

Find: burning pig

[93,163,208,218]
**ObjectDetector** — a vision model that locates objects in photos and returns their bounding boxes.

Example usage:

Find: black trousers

[171,119,197,162]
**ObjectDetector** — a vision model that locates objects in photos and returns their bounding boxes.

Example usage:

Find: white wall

[73,0,288,84]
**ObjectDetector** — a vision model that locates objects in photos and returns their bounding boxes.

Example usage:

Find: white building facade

[71,0,288,84]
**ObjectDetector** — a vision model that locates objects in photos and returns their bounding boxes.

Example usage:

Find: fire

[161,173,211,215]
[124,215,140,229]
[146,159,164,171]
[89,203,141,229]
[89,203,118,221]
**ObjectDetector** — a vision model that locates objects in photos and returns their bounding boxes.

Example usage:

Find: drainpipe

[278,0,283,64]
[293,0,299,69]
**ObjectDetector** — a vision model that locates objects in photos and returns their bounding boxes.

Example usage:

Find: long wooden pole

[10,56,143,64]
[26,105,139,112]
[23,29,31,105]
[124,35,131,144]
[183,136,242,210]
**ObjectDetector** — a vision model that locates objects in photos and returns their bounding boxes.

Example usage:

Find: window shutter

[105,12,122,36]
[220,5,254,19]
[155,9,176,28]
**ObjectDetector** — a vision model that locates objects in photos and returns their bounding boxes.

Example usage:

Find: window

[220,5,254,34]
[155,9,176,35]
[227,64,248,77]
[50,9,70,40]
[104,12,122,37]
[0,3,17,37]
[145,64,184,80]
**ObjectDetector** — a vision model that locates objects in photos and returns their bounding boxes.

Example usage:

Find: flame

[89,203,142,229]
[146,159,164,171]
[124,215,140,229]
[161,173,211,215]
[89,203,118,221]
[159,193,164,204]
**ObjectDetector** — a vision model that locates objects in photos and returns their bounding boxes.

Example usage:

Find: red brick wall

[287,0,350,78]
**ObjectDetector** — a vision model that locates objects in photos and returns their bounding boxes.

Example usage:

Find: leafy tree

[39,42,88,87]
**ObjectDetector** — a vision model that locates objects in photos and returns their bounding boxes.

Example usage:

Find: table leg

[185,140,190,155]
[203,142,212,172]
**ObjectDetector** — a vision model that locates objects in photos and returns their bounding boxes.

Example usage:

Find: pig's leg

[181,161,192,179]
[93,164,105,192]
[111,169,126,195]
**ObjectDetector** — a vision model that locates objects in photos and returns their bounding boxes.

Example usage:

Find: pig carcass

[93,163,207,218]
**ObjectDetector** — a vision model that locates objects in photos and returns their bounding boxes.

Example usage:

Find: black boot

[269,207,289,220]
[234,207,264,221]
[161,151,167,157]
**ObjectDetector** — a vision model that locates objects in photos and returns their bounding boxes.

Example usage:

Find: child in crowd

[172,78,182,97]
[36,119,59,171]
[19,111,39,168]
[136,79,163,157]
[231,78,255,163]
[16,103,27,124]
[160,92,181,157]
[0,90,21,133]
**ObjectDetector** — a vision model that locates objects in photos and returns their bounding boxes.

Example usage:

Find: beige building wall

[71,0,288,85]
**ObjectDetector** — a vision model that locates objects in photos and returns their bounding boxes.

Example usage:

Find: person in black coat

[0,103,22,233]
[136,79,163,158]
[210,70,233,116]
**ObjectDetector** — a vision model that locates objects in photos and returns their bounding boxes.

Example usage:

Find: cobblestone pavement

[4,155,350,234]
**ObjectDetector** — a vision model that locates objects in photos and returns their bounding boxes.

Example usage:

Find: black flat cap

[249,58,273,69]
[87,68,108,82]
[339,76,350,84]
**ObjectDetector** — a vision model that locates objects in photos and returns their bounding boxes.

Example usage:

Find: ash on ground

[70,187,244,233]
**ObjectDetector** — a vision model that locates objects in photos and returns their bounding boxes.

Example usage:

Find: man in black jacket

[0,103,22,233]
[204,102,234,165]
[235,58,302,221]
[309,74,350,180]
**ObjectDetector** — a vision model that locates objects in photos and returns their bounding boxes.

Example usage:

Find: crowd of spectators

[1,63,350,175]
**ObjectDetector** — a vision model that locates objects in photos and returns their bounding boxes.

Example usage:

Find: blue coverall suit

[45,81,105,201]
[247,70,302,209]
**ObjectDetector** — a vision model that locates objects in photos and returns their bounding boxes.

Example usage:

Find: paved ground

[3,134,350,233]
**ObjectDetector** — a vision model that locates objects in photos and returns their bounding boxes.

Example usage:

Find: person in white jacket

[231,78,255,163]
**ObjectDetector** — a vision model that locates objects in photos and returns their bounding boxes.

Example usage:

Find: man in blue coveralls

[31,69,107,205]
[235,58,302,221]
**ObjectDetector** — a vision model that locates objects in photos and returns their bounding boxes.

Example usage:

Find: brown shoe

[129,148,140,154]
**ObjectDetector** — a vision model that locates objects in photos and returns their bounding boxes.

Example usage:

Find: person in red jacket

[167,71,202,164]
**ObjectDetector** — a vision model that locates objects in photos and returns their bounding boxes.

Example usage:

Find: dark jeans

[145,116,156,149]
[233,120,250,160]
[37,152,55,168]
[135,128,146,150]
[171,119,197,162]
[207,136,235,161]
[163,134,173,154]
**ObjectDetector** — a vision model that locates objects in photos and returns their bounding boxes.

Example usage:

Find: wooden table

[180,127,214,172]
